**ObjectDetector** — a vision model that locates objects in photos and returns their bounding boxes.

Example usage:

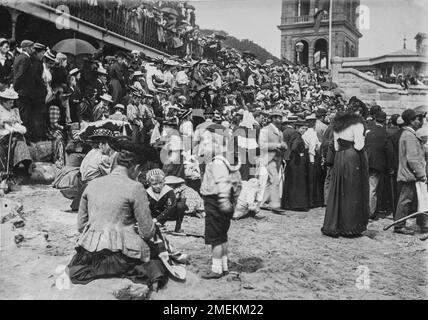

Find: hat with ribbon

[100,93,113,103]
[88,128,114,141]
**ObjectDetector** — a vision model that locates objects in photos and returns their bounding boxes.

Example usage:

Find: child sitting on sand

[146,169,186,233]
[199,124,242,279]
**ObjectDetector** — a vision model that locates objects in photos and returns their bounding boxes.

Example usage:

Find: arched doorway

[0,7,12,38]
[314,38,328,68]
[295,40,309,66]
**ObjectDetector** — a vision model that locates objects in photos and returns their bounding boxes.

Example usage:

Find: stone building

[278,0,362,68]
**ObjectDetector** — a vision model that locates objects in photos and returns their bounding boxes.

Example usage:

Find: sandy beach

[1,184,427,300]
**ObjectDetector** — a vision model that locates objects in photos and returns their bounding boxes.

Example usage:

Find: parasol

[52,38,96,56]
[414,105,428,113]
[76,119,132,141]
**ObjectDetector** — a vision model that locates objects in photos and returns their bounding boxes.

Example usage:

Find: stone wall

[332,57,428,114]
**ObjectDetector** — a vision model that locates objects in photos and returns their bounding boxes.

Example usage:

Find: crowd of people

[1,35,428,290]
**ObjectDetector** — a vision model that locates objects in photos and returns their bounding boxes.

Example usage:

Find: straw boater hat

[33,42,46,50]
[44,50,56,62]
[69,68,80,76]
[100,93,113,103]
[96,66,108,75]
[0,87,19,100]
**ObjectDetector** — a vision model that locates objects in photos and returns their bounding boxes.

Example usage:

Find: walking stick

[383,211,428,231]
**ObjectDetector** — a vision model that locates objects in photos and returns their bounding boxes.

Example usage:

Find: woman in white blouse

[0,87,32,178]
[321,102,370,238]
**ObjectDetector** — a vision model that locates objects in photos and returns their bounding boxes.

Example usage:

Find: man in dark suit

[365,110,388,219]
[109,52,129,106]
[13,40,36,139]
[92,66,108,103]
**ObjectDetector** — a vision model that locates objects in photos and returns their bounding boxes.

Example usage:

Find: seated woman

[53,140,90,200]
[70,128,113,211]
[0,87,32,180]
[68,136,168,289]
[46,105,66,169]
[146,169,186,233]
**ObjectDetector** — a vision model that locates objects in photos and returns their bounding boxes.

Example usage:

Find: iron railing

[41,0,197,57]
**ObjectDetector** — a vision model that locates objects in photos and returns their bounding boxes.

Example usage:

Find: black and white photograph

[0,0,427,304]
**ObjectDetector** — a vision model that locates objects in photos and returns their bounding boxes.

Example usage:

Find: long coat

[365,124,388,173]
[13,52,36,99]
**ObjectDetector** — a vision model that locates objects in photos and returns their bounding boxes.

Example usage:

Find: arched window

[314,38,328,68]
[345,42,350,57]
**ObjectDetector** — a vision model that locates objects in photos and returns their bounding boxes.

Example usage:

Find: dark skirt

[0,133,32,172]
[203,195,231,246]
[282,152,310,210]
[67,246,168,288]
[308,153,325,208]
[321,139,370,237]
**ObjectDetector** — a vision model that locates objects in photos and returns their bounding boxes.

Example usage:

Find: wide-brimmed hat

[268,110,283,119]
[88,128,113,141]
[0,38,9,45]
[100,93,113,103]
[0,87,19,100]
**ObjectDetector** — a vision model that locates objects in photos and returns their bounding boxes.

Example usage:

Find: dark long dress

[308,151,325,208]
[321,138,370,237]
[282,132,310,210]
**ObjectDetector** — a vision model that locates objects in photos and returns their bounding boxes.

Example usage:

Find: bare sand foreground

[1,184,427,300]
